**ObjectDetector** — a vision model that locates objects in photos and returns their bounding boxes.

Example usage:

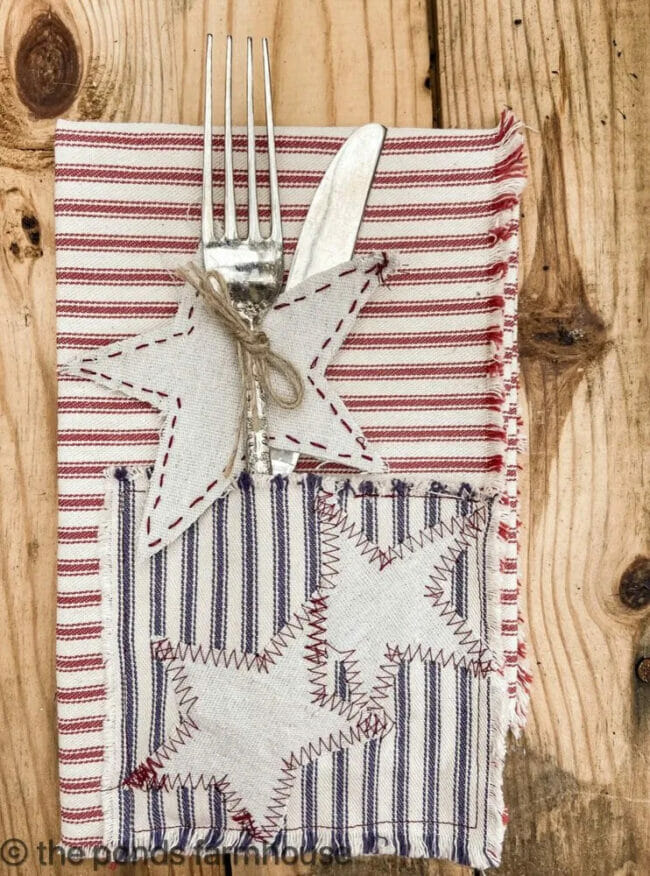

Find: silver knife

[270,122,386,475]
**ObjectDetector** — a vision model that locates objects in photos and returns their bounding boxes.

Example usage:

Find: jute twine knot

[177,264,304,475]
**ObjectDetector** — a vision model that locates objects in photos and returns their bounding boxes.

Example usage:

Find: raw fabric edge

[482,492,512,867]
[87,468,509,868]
[514,413,533,732]
[492,109,531,734]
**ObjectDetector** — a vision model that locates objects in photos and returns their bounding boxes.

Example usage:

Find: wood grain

[2,0,647,873]
[434,0,650,873]
[0,2,434,875]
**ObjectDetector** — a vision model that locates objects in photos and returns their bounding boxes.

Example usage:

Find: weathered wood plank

[0,2,433,875]
[434,0,650,873]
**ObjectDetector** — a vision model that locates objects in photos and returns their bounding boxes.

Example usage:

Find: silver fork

[201,34,283,474]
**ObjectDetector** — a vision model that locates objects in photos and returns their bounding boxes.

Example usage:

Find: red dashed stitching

[143,391,219,547]
[279,257,386,460]
[79,255,388,549]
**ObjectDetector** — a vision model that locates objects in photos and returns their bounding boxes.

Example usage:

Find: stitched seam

[123,570,392,842]
[144,393,220,548]
[73,256,389,549]
[278,254,387,465]
[68,297,222,548]
[77,303,195,400]
[313,497,501,712]
[315,494,485,571]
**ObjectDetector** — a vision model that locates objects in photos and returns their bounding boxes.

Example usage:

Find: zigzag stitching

[367,644,500,713]
[125,568,391,844]
[312,497,501,707]
[314,496,487,572]
[133,691,391,843]
[127,486,497,836]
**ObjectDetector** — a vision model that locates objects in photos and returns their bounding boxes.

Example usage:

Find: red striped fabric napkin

[54,114,529,859]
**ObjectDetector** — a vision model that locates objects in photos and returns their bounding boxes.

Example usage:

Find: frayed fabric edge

[62,825,505,869]
[85,466,511,868]
[493,107,532,734]
[107,465,505,505]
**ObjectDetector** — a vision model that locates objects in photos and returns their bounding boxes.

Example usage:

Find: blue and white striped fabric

[101,468,507,867]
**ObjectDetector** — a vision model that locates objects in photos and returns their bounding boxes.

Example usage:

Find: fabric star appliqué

[314,492,501,712]
[64,255,389,557]
[124,599,392,843]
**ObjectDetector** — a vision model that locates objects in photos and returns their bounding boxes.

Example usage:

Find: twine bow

[177,264,305,474]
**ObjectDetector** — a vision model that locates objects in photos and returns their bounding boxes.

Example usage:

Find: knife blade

[287,122,386,286]
[270,122,386,474]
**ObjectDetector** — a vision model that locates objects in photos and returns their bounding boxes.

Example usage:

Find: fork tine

[223,35,237,240]
[246,36,260,242]
[201,34,214,246]
[262,38,281,244]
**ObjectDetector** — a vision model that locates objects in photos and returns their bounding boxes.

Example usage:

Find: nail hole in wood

[636,657,650,684]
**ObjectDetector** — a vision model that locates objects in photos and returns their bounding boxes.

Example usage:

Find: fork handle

[238,345,272,474]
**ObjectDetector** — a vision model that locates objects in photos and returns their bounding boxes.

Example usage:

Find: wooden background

[0,1,648,874]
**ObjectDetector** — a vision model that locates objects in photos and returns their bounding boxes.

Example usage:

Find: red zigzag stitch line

[313,496,502,713]
[123,587,393,843]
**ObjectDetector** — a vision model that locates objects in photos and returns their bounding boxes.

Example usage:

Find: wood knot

[15,12,80,118]
[619,557,650,610]
[1,188,43,261]
[519,304,607,368]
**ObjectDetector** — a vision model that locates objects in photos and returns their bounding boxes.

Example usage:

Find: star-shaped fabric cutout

[63,254,389,557]
[124,597,392,843]
[314,494,501,712]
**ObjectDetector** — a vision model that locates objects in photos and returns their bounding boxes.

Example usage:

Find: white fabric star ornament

[315,495,501,712]
[124,604,392,843]
[64,255,389,557]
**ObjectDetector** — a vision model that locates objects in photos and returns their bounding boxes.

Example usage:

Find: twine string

[177,264,305,476]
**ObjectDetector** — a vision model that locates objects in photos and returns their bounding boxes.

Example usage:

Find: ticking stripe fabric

[55,115,529,863]
[102,470,505,866]
[63,254,393,557]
